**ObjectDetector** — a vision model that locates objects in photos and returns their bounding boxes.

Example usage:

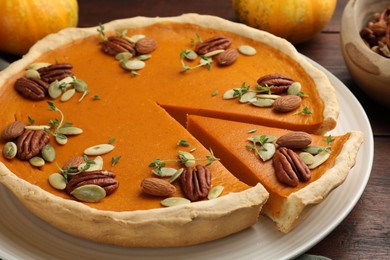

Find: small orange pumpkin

[0,0,78,55]
[232,0,337,44]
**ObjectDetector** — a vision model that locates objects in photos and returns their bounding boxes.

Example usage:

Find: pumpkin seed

[169,168,184,183]
[57,127,83,135]
[25,69,40,79]
[60,88,76,102]
[48,80,62,99]
[29,156,45,167]
[24,125,50,131]
[41,144,56,162]
[239,91,257,103]
[207,185,224,200]
[299,152,314,165]
[121,59,145,71]
[81,155,103,172]
[160,197,191,207]
[287,82,302,96]
[204,49,224,57]
[184,50,198,60]
[308,151,330,169]
[178,151,195,167]
[256,94,281,99]
[84,144,115,156]
[48,173,67,190]
[28,62,51,70]
[137,54,151,61]
[223,88,239,99]
[304,145,326,155]
[259,143,276,161]
[152,167,177,177]
[55,134,68,145]
[250,98,275,107]
[125,34,145,43]
[3,142,17,159]
[58,76,74,86]
[115,51,133,61]
[71,184,106,202]
[238,45,257,56]
[72,79,88,92]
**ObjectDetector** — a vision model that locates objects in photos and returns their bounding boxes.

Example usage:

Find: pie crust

[0,14,345,247]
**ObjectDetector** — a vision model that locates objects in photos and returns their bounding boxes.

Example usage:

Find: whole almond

[217,48,238,66]
[135,37,158,54]
[62,156,85,170]
[1,120,26,141]
[273,95,301,112]
[276,131,312,149]
[141,177,176,197]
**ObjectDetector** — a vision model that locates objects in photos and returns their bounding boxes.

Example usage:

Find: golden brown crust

[0,163,268,247]
[262,131,364,233]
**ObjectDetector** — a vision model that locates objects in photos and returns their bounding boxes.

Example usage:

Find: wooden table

[2,0,389,259]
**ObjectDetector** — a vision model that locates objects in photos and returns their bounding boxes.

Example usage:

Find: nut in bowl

[341,0,390,108]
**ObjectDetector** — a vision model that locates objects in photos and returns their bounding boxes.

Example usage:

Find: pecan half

[14,77,49,100]
[257,74,294,94]
[180,165,211,201]
[272,147,311,187]
[16,130,50,160]
[195,36,232,55]
[101,36,136,56]
[66,170,119,196]
[37,63,73,83]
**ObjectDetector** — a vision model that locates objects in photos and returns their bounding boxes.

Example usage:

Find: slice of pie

[0,14,352,247]
[187,115,363,232]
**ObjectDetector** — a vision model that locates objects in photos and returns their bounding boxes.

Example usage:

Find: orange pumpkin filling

[0,22,328,212]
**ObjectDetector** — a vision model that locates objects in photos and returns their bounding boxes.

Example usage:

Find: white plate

[0,58,373,260]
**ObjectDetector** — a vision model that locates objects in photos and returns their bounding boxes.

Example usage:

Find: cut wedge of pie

[187,115,363,232]
[0,14,361,247]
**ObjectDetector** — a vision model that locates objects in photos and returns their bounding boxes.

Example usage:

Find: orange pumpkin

[232,0,337,44]
[0,0,78,55]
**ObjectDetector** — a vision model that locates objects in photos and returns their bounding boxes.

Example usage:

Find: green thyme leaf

[111,156,122,166]
[108,137,116,145]
[177,139,190,147]
[28,116,35,125]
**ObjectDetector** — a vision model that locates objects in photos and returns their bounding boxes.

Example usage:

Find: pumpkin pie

[0,14,356,247]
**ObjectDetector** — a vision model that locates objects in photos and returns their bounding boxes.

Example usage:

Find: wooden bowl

[341,0,390,108]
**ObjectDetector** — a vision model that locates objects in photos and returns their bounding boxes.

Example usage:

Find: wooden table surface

[2,0,389,259]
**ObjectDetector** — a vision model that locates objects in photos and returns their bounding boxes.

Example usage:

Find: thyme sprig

[45,101,66,140]
[97,23,107,41]
[298,106,312,115]
[245,135,271,157]
[233,82,250,98]
[256,84,272,94]
[180,50,212,72]
[319,135,335,154]
[57,155,96,181]
[149,148,220,175]
[190,33,202,47]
